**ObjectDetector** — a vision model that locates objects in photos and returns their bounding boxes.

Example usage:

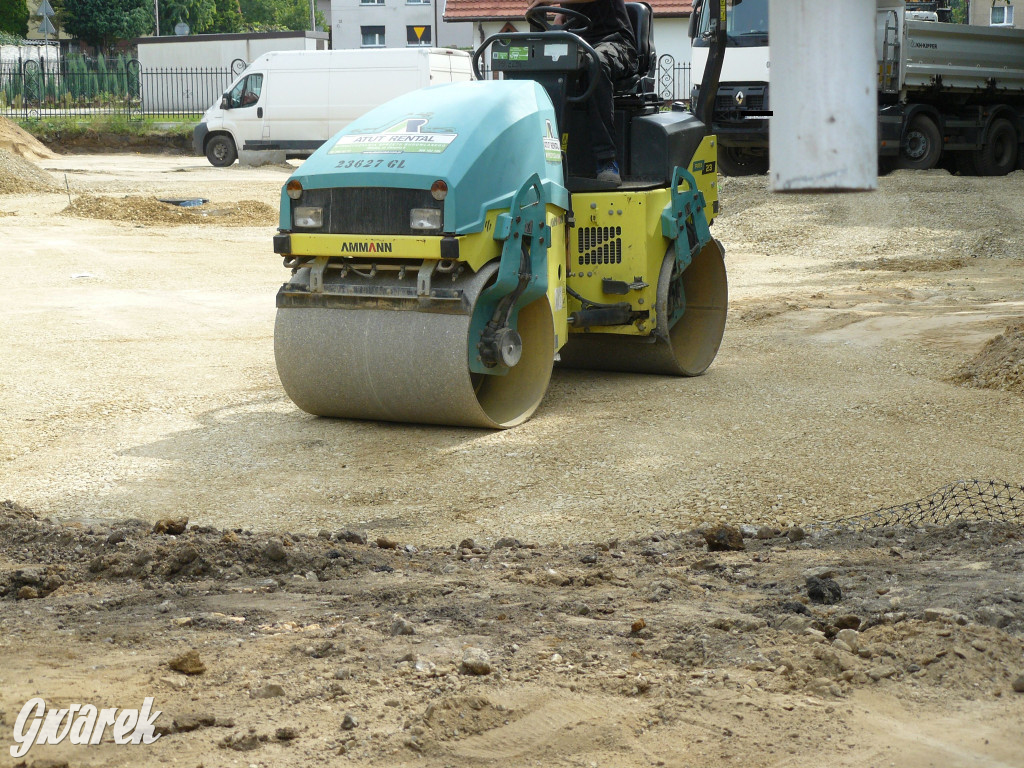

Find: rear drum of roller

[558,239,728,375]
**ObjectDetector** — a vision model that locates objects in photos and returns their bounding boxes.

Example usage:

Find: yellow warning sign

[414,26,426,40]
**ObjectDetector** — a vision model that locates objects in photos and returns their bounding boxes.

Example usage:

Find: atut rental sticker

[330,118,457,155]
[544,119,561,164]
[9,697,162,758]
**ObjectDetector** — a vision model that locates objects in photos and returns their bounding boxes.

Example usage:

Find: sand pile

[61,195,277,226]
[0,116,56,161]
[953,322,1024,396]
[0,148,58,194]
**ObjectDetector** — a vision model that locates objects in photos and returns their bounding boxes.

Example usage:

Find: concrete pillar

[769,0,878,192]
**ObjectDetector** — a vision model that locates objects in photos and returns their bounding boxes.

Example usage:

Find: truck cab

[689,0,770,175]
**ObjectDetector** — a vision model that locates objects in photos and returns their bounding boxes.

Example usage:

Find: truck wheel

[205,135,237,167]
[973,119,1018,177]
[898,115,941,170]
[717,147,768,177]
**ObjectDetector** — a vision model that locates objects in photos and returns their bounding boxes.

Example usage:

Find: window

[228,73,263,109]
[361,0,384,5]
[407,0,430,4]
[361,26,386,46]
[697,0,768,39]
[991,3,1015,25]
[407,25,431,45]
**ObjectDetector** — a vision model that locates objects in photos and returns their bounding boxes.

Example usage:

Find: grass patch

[16,115,195,144]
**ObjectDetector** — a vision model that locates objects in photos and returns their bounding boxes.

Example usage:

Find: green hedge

[1,54,140,110]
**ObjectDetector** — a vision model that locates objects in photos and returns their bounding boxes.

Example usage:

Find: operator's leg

[588,38,636,180]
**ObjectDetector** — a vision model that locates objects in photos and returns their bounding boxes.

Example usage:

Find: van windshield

[228,73,263,109]
[692,0,769,47]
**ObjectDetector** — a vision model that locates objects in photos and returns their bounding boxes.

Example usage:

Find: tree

[209,0,243,33]
[158,0,214,33]
[0,0,30,37]
[62,0,152,52]
[239,0,320,32]
[948,0,969,25]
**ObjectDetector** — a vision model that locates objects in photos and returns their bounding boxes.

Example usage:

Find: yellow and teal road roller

[272,2,729,428]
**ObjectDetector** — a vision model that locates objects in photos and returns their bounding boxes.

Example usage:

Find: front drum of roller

[273,263,556,429]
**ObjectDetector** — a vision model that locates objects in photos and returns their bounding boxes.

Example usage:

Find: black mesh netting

[831,480,1024,530]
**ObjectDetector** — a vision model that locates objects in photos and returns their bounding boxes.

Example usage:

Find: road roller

[271,2,729,428]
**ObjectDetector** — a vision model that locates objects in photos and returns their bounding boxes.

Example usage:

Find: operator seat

[563,1,666,187]
[615,2,657,102]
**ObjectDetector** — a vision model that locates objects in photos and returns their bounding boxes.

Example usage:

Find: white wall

[330,0,472,51]
[136,33,328,112]
[137,33,328,71]
[655,18,691,66]
[0,43,60,68]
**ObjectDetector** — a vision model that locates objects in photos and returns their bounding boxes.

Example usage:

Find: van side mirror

[221,94,230,109]
[688,10,698,39]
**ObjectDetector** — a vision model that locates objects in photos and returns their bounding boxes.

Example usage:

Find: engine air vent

[577,226,622,265]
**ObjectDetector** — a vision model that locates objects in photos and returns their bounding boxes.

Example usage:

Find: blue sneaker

[596,159,621,185]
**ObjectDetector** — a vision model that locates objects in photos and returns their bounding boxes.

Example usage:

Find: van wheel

[973,119,1018,176]
[898,115,941,170]
[206,135,237,167]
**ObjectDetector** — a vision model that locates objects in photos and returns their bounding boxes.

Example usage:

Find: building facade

[970,0,1021,28]
[329,0,473,50]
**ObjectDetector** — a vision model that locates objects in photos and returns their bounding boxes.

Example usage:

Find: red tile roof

[444,0,692,22]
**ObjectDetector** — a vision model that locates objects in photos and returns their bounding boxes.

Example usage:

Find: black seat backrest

[625,2,655,79]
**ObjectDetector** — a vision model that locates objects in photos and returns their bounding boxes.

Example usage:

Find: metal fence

[0,57,244,120]
[1,54,687,120]
[656,56,691,104]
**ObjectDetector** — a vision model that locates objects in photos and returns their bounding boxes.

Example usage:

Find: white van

[192,48,473,166]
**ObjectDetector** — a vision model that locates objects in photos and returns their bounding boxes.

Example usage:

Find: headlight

[293,206,323,228]
[410,208,441,230]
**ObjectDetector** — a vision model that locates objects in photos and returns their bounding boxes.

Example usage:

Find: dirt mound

[0,115,56,161]
[61,195,277,226]
[872,256,966,272]
[0,148,58,194]
[953,323,1024,396]
[1,499,35,519]
[958,230,1023,260]
[1,506,1023,766]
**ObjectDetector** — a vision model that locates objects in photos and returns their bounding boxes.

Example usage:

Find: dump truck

[690,0,1024,175]
[269,1,730,428]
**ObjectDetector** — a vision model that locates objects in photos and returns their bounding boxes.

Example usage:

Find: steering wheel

[525,5,591,34]
[471,8,601,103]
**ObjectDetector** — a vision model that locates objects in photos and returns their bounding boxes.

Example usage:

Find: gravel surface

[1,151,1023,768]
[1,154,1023,545]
